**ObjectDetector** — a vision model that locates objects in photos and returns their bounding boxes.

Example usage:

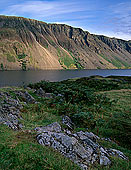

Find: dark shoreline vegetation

[0,75,131,169]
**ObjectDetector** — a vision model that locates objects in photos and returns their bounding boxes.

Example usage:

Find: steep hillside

[0,15,131,70]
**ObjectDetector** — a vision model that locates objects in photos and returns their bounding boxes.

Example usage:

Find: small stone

[100,155,111,165]
[100,147,108,156]
[79,164,88,170]
[0,92,23,130]
[77,131,88,140]
[85,131,100,141]
[109,149,128,160]
[35,88,45,97]
[65,130,72,135]
[91,154,98,164]
[62,116,74,130]
[15,90,36,104]
[45,93,52,98]
[35,122,62,133]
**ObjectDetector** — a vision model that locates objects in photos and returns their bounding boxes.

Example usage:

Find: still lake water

[0,69,131,87]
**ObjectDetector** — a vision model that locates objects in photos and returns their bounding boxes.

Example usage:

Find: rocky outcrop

[36,118,128,170]
[0,89,37,129]
[0,91,23,130]
[62,115,74,130]
[35,88,53,98]
[14,90,36,104]
[0,88,55,130]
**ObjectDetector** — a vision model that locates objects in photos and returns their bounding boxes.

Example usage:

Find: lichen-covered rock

[37,130,94,168]
[0,91,23,130]
[34,88,53,98]
[14,90,36,104]
[0,89,128,169]
[36,122,128,170]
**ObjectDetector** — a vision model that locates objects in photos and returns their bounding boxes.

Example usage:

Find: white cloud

[108,2,131,39]
[2,0,90,18]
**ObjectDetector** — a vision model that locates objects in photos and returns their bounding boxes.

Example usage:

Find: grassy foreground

[0,76,131,170]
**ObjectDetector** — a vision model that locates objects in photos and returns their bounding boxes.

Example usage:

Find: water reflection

[0,69,131,87]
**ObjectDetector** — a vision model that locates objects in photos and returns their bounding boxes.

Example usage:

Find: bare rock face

[36,120,128,170]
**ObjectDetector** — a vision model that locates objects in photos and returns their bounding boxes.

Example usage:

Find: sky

[0,0,131,40]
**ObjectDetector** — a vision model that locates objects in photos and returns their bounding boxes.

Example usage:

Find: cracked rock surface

[36,118,128,170]
[0,90,36,130]
[0,91,23,130]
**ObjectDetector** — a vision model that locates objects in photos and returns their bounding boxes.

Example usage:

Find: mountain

[0,15,131,70]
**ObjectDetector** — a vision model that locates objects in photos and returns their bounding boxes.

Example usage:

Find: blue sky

[0,0,131,40]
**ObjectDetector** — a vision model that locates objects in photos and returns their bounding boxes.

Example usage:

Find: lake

[0,69,131,87]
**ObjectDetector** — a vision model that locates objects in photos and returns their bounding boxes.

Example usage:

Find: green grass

[99,53,130,68]
[99,54,112,63]
[112,55,130,68]
[6,54,16,62]
[69,51,83,69]
[0,125,80,170]
[99,54,122,68]
[20,103,61,130]
[94,90,131,148]
[57,48,76,68]
[28,76,131,149]
[110,58,122,68]
[17,53,27,60]
[0,87,80,170]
